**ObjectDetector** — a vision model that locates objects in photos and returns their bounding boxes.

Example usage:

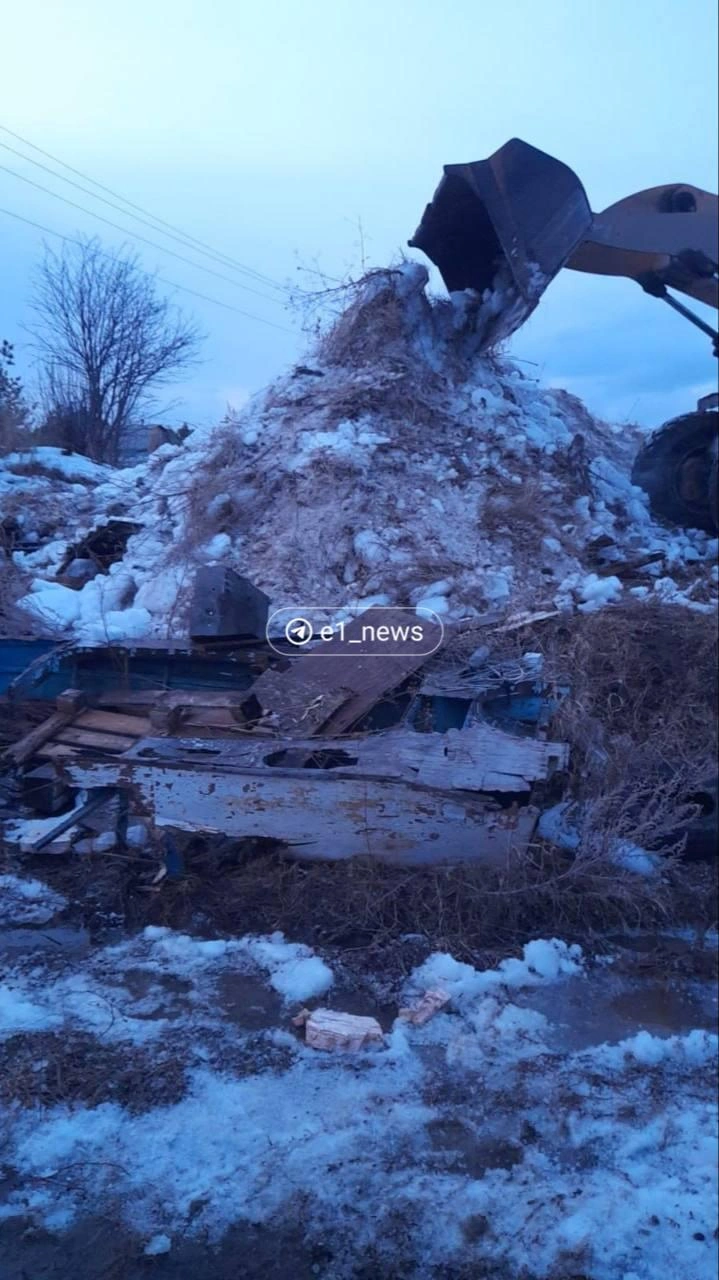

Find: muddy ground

[1,837,717,1280]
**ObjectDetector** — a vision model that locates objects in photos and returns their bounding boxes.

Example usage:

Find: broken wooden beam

[3,688,85,766]
[60,721,568,866]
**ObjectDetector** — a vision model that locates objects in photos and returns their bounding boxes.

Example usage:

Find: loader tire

[631,409,718,534]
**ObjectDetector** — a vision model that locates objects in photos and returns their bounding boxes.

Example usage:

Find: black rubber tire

[631,409,719,534]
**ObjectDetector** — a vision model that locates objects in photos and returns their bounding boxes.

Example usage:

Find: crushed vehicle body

[2,609,569,866]
[47,723,568,866]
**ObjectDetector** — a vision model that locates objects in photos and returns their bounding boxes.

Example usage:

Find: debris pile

[2,265,716,643]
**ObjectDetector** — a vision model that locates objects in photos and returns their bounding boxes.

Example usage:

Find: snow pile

[234,931,334,1001]
[0,447,114,485]
[406,936,583,1004]
[4,266,717,643]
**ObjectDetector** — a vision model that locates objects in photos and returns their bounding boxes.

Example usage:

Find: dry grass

[124,840,715,964]
[0,556,35,638]
[0,1030,187,1112]
[494,599,718,882]
[539,599,717,785]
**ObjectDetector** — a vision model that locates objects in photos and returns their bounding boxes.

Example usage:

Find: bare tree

[29,237,203,464]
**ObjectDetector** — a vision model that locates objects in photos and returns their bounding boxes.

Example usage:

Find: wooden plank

[156,690,250,710]
[181,709,239,729]
[74,709,151,737]
[55,727,136,752]
[95,688,252,715]
[56,689,86,714]
[248,608,444,737]
[393,725,568,791]
[3,688,85,765]
[95,689,169,709]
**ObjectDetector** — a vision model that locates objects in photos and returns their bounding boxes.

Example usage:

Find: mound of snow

[6,267,717,643]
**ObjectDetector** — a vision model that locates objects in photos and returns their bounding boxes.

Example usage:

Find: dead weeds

[0,1030,187,1113]
[116,839,715,964]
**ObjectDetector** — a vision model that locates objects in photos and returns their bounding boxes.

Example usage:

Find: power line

[0,205,297,333]
[0,161,296,308]
[0,137,290,304]
[0,122,289,296]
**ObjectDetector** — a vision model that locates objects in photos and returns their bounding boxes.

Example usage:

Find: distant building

[118,422,190,466]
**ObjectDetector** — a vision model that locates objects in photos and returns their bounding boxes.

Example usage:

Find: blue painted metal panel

[0,640,60,695]
[1,638,260,700]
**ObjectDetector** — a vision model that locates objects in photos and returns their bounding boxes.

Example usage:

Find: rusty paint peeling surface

[62,722,567,865]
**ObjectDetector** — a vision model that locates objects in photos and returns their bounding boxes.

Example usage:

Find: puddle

[121,967,194,999]
[426,1118,524,1178]
[104,966,196,1022]
[216,971,284,1031]
[0,926,90,955]
[516,972,718,1052]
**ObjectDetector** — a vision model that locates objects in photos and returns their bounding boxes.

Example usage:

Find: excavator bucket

[409,138,593,334]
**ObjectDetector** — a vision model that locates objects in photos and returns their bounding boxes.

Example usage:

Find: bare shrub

[541,601,717,781]
[129,842,696,960]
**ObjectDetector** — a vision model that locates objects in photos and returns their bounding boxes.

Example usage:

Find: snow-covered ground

[0,873,716,1279]
[3,265,716,644]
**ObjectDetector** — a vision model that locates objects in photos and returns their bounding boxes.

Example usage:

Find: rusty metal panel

[62,756,539,866]
[59,720,568,866]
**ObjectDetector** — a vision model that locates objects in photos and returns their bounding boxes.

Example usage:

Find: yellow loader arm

[568,182,718,312]
[410,139,718,348]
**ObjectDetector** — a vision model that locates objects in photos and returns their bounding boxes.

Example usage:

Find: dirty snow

[0,908,716,1279]
[0,873,67,924]
[1,447,113,484]
[3,266,716,644]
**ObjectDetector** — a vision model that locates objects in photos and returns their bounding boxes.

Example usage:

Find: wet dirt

[0,1215,324,1280]
[0,924,90,954]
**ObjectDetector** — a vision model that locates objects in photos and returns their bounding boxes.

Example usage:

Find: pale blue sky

[1,0,717,430]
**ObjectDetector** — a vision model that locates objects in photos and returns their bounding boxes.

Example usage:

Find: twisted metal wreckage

[1,575,570,867]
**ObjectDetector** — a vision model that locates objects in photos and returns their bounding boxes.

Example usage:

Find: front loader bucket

[409,138,593,319]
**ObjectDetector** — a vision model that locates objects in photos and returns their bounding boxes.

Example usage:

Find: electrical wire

[0,138,289,305]
[0,122,288,295]
[0,205,296,333]
[0,161,295,307]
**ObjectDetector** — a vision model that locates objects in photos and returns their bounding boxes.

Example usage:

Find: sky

[1,0,717,432]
